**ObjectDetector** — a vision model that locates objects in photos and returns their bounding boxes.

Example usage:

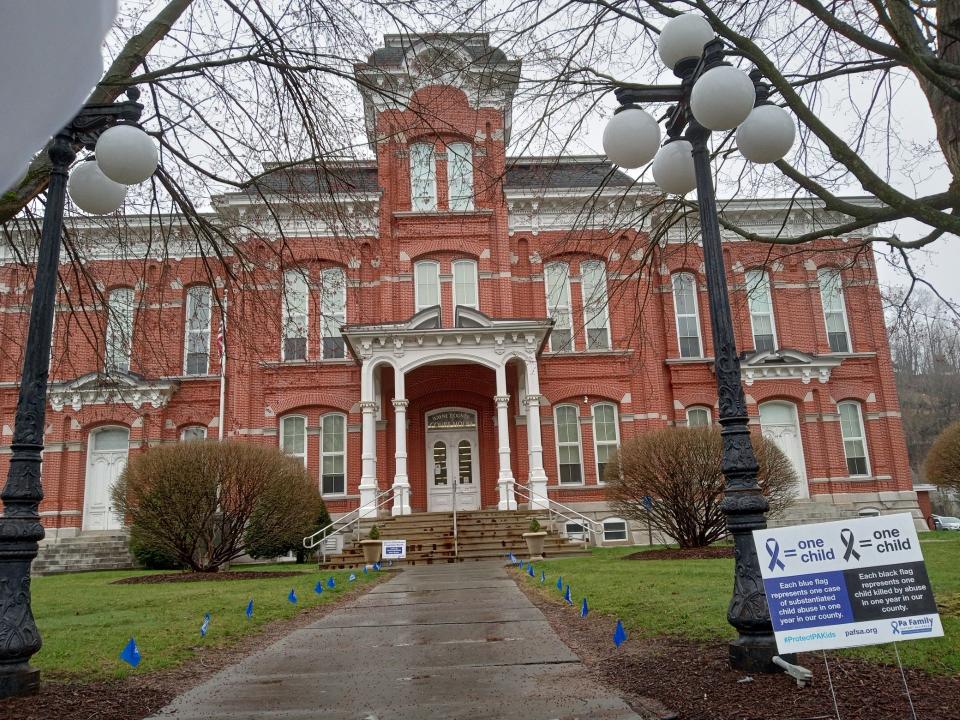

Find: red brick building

[0,34,922,544]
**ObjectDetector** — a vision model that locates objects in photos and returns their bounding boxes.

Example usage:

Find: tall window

[818,268,851,353]
[414,261,440,312]
[321,413,346,495]
[106,287,134,373]
[321,267,346,359]
[282,270,308,361]
[447,142,474,211]
[672,273,702,358]
[181,426,207,442]
[745,270,776,352]
[555,404,583,484]
[545,262,573,352]
[838,401,870,476]
[581,260,610,350]
[410,143,437,211]
[592,403,619,482]
[280,415,306,465]
[453,259,478,310]
[184,285,212,375]
[686,406,712,427]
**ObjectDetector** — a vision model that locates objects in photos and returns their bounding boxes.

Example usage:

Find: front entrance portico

[344,308,552,516]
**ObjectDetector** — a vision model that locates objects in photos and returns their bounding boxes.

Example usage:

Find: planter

[360,539,382,565]
[522,531,547,560]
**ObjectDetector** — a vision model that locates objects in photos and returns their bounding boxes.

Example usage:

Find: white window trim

[452,258,479,311]
[106,287,134,374]
[320,267,347,360]
[602,517,629,542]
[321,413,348,496]
[581,260,611,350]
[817,267,852,353]
[183,285,212,375]
[672,273,703,359]
[745,269,778,352]
[838,401,871,477]
[410,142,437,211]
[591,402,619,484]
[414,260,441,313]
[545,262,574,352]
[554,404,584,485]
[685,406,712,427]
[279,414,307,465]
[180,425,208,441]
[446,142,474,211]
[564,521,587,541]
[282,270,309,361]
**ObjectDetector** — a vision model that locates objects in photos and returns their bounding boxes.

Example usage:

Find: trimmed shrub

[129,525,182,570]
[926,420,960,495]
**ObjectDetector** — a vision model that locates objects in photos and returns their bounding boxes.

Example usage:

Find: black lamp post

[0,88,155,698]
[604,19,797,672]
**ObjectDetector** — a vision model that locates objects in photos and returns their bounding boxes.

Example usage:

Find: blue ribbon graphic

[840,528,861,562]
[766,538,785,571]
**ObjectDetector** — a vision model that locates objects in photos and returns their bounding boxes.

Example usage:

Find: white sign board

[381,539,406,560]
[753,513,942,654]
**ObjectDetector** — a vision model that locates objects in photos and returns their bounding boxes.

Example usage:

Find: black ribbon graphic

[840,528,861,562]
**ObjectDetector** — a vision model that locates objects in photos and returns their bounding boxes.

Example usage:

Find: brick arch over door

[271,390,356,416]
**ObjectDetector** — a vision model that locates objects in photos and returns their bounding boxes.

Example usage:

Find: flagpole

[217,289,227,441]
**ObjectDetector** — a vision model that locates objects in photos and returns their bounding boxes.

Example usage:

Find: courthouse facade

[0,34,921,541]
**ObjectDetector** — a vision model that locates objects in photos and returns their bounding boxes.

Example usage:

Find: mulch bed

[112,570,302,585]
[514,573,960,720]
[0,579,383,720]
[625,546,734,561]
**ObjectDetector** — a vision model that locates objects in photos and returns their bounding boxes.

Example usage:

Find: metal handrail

[512,480,603,545]
[303,488,394,563]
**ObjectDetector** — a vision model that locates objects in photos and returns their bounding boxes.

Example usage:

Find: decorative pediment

[48,372,180,412]
[740,349,842,386]
[455,306,494,329]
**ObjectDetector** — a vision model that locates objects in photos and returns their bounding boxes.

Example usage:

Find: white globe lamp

[68,161,127,215]
[602,107,661,169]
[658,14,715,70]
[95,124,158,185]
[690,65,756,131]
[736,104,795,164]
[652,140,697,195]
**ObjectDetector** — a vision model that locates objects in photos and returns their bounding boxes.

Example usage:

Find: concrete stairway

[32,532,136,575]
[320,510,590,569]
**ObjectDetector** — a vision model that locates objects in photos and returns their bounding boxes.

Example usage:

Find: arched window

[817,268,851,352]
[447,142,474,211]
[184,285,212,375]
[838,401,870,476]
[280,415,307,465]
[671,273,702,358]
[686,406,711,427]
[410,142,437,211]
[432,441,448,486]
[545,262,573,352]
[321,267,346,359]
[554,404,583,484]
[602,517,629,542]
[180,425,207,442]
[745,270,777,352]
[458,439,473,484]
[453,259,478,310]
[591,402,619,482]
[106,287,134,373]
[321,413,347,495]
[581,260,610,350]
[282,270,308,361]
[415,260,440,313]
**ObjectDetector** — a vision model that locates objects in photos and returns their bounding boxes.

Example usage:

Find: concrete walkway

[152,561,642,719]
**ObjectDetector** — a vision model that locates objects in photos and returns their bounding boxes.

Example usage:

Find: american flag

[216,326,225,360]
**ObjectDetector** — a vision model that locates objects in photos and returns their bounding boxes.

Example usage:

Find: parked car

[935,515,960,531]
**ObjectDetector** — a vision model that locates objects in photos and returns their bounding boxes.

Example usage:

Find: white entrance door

[759,401,809,499]
[83,427,130,531]
[425,408,480,512]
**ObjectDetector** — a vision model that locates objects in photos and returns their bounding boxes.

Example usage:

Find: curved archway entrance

[425,407,480,511]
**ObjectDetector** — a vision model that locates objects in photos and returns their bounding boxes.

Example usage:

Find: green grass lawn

[32,563,381,679]
[530,533,960,676]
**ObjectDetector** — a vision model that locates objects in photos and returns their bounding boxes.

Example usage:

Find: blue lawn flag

[556,576,563,591]
[580,597,589,618]
[614,620,627,648]
[327,577,336,589]
[349,573,357,582]
[200,612,211,638]
[527,564,535,578]
[288,588,298,604]
[508,552,516,564]
[540,570,546,584]
[363,566,368,574]
[564,584,573,605]
[374,562,381,571]
[119,637,141,667]
[314,580,324,594]
[388,559,393,567]
[245,599,254,619]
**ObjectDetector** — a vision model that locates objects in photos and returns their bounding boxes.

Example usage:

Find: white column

[495,365,517,511]
[391,370,412,516]
[358,401,378,518]
[524,361,549,510]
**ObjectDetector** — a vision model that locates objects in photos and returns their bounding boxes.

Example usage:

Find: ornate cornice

[48,373,179,412]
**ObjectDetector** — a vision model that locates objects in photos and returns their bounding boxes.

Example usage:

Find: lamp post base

[0,664,40,698]
[729,635,792,673]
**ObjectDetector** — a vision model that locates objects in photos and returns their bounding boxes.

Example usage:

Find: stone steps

[33,532,136,575]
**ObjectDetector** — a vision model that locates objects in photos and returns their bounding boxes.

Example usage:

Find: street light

[0,87,157,698]
[603,15,796,672]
